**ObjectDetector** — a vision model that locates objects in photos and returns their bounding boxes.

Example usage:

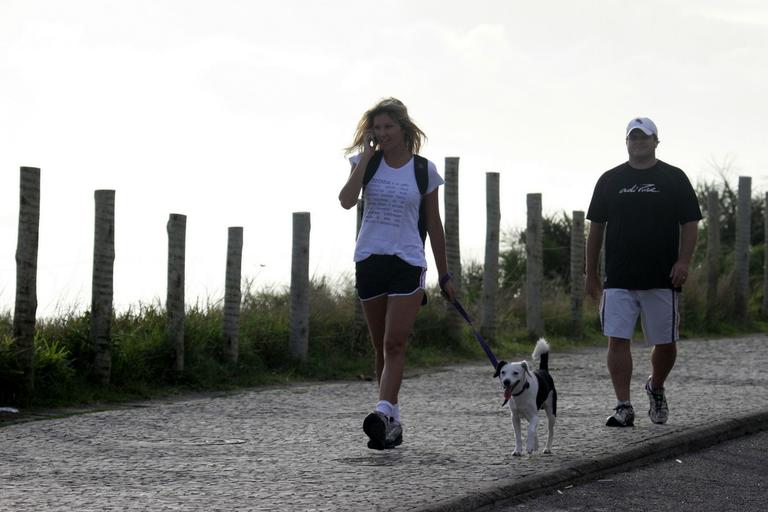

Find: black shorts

[355,254,426,302]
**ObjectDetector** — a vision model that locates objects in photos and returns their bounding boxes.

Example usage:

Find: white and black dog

[493,338,557,456]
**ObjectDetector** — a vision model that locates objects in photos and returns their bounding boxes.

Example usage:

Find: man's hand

[585,273,603,301]
[670,261,690,288]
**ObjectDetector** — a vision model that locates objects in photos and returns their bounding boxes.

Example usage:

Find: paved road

[486,429,768,512]
[2,335,767,511]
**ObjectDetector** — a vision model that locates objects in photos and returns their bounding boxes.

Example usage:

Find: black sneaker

[606,403,635,427]
[363,412,403,450]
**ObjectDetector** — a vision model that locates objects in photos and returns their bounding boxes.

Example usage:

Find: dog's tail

[532,338,550,371]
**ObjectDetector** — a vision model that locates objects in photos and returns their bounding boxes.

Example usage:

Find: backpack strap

[358,152,383,232]
[413,155,429,195]
[414,154,429,243]
[362,151,384,190]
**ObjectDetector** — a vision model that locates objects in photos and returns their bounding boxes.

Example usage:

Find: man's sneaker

[645,377,669,424]
[363,412,403,450]
[606,403,635,427]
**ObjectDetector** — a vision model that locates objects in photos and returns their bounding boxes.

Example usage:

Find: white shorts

[599,288,679,345]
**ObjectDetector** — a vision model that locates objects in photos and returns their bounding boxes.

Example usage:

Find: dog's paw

[512,450,522,457]
[543,449,552,455]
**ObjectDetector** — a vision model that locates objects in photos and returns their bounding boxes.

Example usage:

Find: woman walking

[339,97,457,450]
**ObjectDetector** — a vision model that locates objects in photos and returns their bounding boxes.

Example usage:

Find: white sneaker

[645,377,669,424]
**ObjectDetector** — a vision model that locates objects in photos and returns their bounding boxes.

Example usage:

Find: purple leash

[448,298,499,369]
[440,272,499,368]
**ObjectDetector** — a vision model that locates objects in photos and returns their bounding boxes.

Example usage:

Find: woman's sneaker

[363,412,402,450]
[606,403,635,427]
[645,377,669,424]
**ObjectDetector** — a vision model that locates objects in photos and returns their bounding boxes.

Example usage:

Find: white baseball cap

[626,117,658,137]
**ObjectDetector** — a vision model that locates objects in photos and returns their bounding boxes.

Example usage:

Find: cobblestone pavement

[2,335,767,512]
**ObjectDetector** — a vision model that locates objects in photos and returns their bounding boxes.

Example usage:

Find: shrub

[33,334,76,402]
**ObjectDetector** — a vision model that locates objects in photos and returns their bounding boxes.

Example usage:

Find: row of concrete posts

[8,165,767,398]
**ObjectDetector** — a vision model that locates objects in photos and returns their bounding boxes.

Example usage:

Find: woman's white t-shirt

[349,154,444,268]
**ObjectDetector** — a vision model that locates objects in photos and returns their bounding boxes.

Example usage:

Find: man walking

[586,117,702,427]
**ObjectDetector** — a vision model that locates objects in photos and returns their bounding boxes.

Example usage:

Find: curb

[411,409,768,512]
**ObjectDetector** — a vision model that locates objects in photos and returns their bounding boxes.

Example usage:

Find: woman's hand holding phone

[363,130,376,156]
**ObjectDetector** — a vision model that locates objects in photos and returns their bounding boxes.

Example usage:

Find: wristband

[439,272,453,289]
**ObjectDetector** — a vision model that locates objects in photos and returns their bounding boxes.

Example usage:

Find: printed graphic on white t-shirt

[348,154,444,268]
[365,177,411,229]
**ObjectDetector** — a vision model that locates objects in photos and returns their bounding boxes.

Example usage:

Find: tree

[500,211,574,294]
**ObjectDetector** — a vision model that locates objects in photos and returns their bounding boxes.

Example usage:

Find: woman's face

[372,113,406,152]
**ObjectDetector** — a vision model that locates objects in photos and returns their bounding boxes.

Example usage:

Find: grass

[0,268,765,409]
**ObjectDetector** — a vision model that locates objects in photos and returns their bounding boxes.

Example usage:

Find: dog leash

[443,291,508,407]
[447,298,499,369]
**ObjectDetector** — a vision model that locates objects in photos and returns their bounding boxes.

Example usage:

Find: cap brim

[626,126,655,136]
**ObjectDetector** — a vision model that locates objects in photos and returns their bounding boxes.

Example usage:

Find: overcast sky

[1,0,767,316]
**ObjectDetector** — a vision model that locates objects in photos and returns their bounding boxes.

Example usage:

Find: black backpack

[362,151,429,244]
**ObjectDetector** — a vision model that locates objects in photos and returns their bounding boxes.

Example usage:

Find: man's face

[625,129,658,159]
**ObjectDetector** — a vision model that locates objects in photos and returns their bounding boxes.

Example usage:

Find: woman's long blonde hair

[344,97,427,156]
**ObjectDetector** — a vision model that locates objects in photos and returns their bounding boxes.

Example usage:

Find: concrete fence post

[706,191,720,325]
[224,227,243,364]
[167,213,186,372]
[444,157,463,332]
[91,190,115,385]
[13,167,41,401]
[444,157,462,284]
[290,212,311,361]
[763,192,768,318]
[570,210,585,334]
[734,176,751,321]
[526,193,544,338]
[481,172,500,341]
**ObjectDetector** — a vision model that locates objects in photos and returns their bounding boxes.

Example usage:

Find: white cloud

[1,0,767,315]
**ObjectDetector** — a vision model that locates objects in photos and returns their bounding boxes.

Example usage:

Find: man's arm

[670,220,698,287]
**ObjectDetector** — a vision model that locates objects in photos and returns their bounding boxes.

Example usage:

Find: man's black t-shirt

[586,160,702,290]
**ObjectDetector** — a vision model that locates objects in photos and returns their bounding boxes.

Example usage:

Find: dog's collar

[511,381,530,397]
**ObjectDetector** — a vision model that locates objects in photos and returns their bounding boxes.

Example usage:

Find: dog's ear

[493,361,507,378]
[522,360,532,375]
